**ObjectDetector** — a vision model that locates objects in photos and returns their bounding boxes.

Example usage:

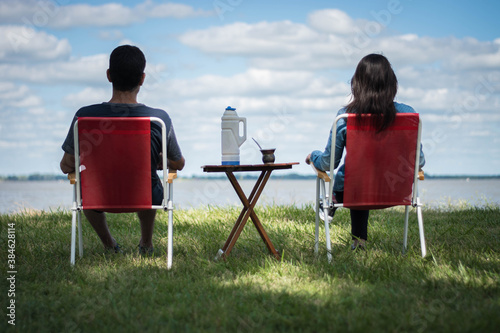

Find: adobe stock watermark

[7,0,69,52]
[341,0,408,62]
[237,298,274,332]
[213,0,243,21]
[78,119,117,160]
[382,74,498,194]
[421,73,498,158]
[384,152,418,193]
[6,220,17,326]
[241,105,293,163]
[142,63,174,97]
[409,290,460,333]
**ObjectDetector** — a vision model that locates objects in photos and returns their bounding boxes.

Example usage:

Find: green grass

[1,203,499,332]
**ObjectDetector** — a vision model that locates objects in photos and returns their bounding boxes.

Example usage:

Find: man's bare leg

[138,209,156,249]
[83,210,116,249]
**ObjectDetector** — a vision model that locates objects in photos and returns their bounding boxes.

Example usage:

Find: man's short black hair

[108,45,146,91]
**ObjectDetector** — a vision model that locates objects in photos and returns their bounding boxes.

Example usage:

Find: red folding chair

[312,113,426,262]
[68,117,177,268]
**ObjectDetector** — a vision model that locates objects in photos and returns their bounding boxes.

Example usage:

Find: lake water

[1,178,499,214]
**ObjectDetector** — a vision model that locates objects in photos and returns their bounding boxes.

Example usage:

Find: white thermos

[221,106,247,165]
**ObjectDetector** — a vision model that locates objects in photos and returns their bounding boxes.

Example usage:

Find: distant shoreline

[1,173,500,181]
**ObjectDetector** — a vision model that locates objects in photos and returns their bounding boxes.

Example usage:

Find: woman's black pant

[334,191,369,240]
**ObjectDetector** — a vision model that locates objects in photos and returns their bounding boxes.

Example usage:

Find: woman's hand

[305,153,312,165]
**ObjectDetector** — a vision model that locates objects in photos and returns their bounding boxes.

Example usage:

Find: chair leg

[324,218,332,263]
[167,183,174,269]
[403,206,410,254]
[78,210,83,258]
[167,208,173,269]
[416,198,427,257]
[70,210,76,265]
[314,178,320,255]
[320,180,332,263]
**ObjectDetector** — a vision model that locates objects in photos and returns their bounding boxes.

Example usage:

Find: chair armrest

[418,170,425,181]
[167,170,178,184]
[68,172,76,185]
[310,164,331,182]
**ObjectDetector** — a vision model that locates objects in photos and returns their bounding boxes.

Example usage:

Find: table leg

[218,171,266,255]
[218,170,280,260]
[229,171,280,259]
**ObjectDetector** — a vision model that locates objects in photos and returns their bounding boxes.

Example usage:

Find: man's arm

[157,152,185,171]
[60,152,75,174]
[167,156,185,171]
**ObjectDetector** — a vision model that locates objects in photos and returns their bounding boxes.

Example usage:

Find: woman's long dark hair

[345,54,398,132]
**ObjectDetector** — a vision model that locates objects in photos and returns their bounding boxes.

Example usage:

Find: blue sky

[0,0,499,176]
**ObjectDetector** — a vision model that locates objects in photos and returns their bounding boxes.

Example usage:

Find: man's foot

[106,242,124,254]
[138,244,154,256]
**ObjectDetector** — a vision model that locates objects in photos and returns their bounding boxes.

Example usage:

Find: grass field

[1,203,499,332]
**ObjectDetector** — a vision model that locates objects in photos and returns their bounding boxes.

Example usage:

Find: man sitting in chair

[60,45,185,255]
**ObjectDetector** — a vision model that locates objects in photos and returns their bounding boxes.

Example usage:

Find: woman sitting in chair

[305,53,425,250]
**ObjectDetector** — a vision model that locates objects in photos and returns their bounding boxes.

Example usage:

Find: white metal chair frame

[69,117,176,268]
[312,113,426,262]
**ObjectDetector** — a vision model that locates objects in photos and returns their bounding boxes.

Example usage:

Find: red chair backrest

[343,113,419,209]
[77,117,152,212]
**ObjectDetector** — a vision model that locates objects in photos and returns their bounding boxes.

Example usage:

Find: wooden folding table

[201,163,299,260]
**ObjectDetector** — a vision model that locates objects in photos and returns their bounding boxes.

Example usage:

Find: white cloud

[0,0,213,29]
[178,20,361,71]
[51,3,138,28]
[164,68,318,98]
[11,95,43,108]
[178,9,500,74]
[0,83,31,101]
[448,46,500,70]
[398,87,453,111]
[62,87,109,110]
[0,25,71,62]
[98,30,125,41]
[136,1,213,19]
[0,54,108,84]
[469,131,491,137]
[0,82,43,111]
[0,82,68,156]
[308,9,372,35]
[179,21,321,57]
